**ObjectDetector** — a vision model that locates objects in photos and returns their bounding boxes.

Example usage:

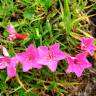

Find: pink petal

[26,44,39,58]
[76,52,87,61]
[76,52,92,68]
[7,34,17,41]
[11,57,19,67]
[50,43,68,60]
[0,61,7,69]
[47,61,58,72]
[66,56,75,65]
[22,62,42,72]
[38,46,48,57]
[37,46,50,65]
[66,61,84,77]
[7,57,19,77]
[74,66,84,77]
[0,57,9,69]
[7,23,16,34]
[16,54,32,72]
[66,66,73,73]
[75,59,91,77]
[37,57,49,65]
[22,62,32,72]
[88,49,94,56]
[31,62,42,69]
[2,47,9,56]
[82,59,92,69]
[81,37,96,55]
[7,65,16,77]
[55,51,68,60]
[50,43,60,50]
[81,37,94,46]
[26,44,34,51]
[66,57,75,73]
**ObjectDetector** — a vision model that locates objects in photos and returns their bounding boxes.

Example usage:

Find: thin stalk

[64,0,71,35]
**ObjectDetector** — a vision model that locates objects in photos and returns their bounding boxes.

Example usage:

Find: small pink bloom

[0,46,9,69]
[81,37,96,55]
[66,52,92,77]
[37,43,67,72]
[7,23,17,34]
[0,56,18,77]
[16,44,42,72]
[7,23,27,41]
[0,46,18,77]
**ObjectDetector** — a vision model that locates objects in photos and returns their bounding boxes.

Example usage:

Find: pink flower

[16,44,42,72]
[0,46,18,77]
[66,52,92,77]
[7,23,27,40]
[37,43,67,72]
[81,37,96,55]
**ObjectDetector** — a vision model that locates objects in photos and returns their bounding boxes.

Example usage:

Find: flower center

[82,43,88,49]
[82,45,87,49]
[28,56,33,61]
[47,51,54,60]
[74,59,80,65]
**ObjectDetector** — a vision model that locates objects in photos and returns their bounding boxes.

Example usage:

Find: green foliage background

[0,0,96,95]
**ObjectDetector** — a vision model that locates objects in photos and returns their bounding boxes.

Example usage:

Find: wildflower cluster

[0,24,96,78]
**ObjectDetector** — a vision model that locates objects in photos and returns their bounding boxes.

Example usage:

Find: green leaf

[8,44,16,57]
[48,81,57,90]
[23,10,35,20]
[3,31,9,37]
[39,0,52,11]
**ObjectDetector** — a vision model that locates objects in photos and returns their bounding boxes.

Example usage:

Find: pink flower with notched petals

[66,52,92,77]
[0,47,18,77]
[37,43,68,72]
[81,37,96,55]
[16,44,42,72]
[7,23,27,40]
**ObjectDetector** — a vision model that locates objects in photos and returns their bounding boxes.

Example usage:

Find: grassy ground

[0,0,96,96]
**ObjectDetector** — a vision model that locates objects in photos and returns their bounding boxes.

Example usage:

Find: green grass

[0,0,96,95]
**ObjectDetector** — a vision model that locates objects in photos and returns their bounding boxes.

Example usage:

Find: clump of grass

[0,0,96,95]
